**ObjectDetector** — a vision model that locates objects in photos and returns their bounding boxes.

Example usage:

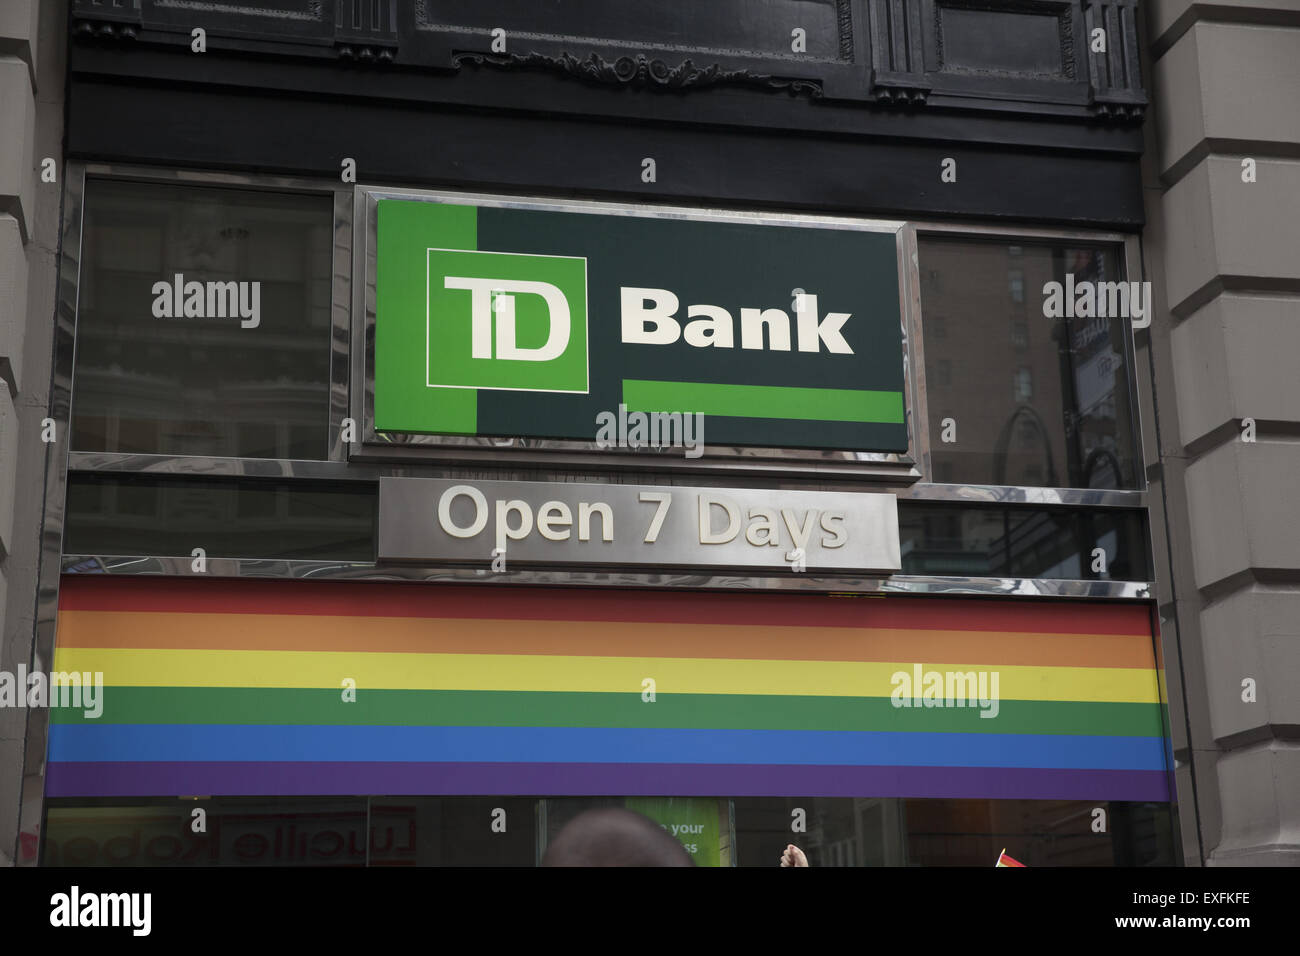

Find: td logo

[426,247,588,393]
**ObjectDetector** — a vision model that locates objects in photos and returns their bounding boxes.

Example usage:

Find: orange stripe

[57,576,1154,636]
[54,610,1156,668]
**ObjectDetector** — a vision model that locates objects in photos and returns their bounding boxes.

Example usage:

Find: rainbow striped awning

[45,577,1172,801]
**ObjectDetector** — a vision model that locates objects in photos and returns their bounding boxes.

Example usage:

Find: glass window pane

[731,797,1176,866]
[42,797,534,867]
[898,503,1150,580]
[369,798,537,866]
[63,475,376,561]
[42,797,369,866]
[919,237,1139,488]
[44,794,1176,866]
[71,181,334,460]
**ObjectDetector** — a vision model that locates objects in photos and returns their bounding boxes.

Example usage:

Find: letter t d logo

[426,247,588,393]
[445,276,571,362]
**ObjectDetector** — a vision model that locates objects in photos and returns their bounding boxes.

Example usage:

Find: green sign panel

[374,198,907,451]
[624,797,722,867]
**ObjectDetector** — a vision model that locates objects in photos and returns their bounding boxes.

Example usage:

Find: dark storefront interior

[45,796,1177,867]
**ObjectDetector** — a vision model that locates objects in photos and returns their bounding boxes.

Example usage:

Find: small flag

[995,848,1026,867]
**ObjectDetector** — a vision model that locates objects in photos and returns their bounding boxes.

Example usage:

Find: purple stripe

[45,762,1172,802]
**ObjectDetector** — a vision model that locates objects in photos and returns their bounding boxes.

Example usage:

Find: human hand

[780,844,808,867]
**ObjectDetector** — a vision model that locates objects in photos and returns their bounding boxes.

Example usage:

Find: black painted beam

[67,77,1144,227]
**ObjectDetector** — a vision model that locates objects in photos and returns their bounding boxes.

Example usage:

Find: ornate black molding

[72,0,142,41]
[875,86,929,106]
[335,0,397,64]
[1084,0,1146,122]
[836,0,856,61]
[451,50,825,98]
[1087,96,1144,121]
[866,0,931,106]
[65,1,1147,125]
[933,0,1076,80]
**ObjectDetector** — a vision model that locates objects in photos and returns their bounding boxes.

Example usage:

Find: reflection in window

[898,503,1149,581]
[1014,367,1033,402]
[71,180,334,460]
[919,238,1139,489]
[731,797,1174,867]
[1008,269,1025,303]
[64,475,375,561]
[1010,319,1029,349]
[43,797,537,867]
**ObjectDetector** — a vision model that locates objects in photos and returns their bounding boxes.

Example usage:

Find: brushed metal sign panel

[379,477,900,573]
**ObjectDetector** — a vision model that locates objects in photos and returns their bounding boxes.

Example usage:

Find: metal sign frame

[350,186,921,481]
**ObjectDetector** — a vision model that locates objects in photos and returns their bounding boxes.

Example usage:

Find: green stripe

[622,379,904,424]
[57,688,1165,737]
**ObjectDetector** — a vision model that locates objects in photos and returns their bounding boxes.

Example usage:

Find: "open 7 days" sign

[373,198,907,452]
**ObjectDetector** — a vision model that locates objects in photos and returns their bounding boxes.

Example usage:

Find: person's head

[541,808,696,867]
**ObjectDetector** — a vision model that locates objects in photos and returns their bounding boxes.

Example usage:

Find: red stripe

[57,575,1152,634]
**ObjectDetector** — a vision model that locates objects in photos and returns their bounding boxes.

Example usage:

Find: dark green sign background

[375,199,907,451]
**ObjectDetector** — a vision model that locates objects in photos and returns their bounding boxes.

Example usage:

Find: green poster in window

[625,797,721,867]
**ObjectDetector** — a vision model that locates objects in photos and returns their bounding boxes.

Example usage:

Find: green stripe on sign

[53,687,1166,738]
[623,380,904,424]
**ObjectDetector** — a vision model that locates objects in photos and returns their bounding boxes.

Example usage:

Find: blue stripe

[48,725,1169,771]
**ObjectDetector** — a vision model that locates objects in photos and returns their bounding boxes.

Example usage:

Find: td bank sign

[374,198,907,452]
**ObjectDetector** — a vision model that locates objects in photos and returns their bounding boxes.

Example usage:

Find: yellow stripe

[53,647,1161,703]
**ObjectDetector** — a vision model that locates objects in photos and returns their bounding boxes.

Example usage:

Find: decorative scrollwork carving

[452,51,823,98]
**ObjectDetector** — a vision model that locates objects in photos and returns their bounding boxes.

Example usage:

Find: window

[733,797,1174,867]
[64,475,376,561]
[1014,367,1033,402]
[897,503,1149,580]
[1008,269,1025,303]
[43,794,1176,866]
[918,237,1140,489]
[43,797,537,866]
[70,180,335,460]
